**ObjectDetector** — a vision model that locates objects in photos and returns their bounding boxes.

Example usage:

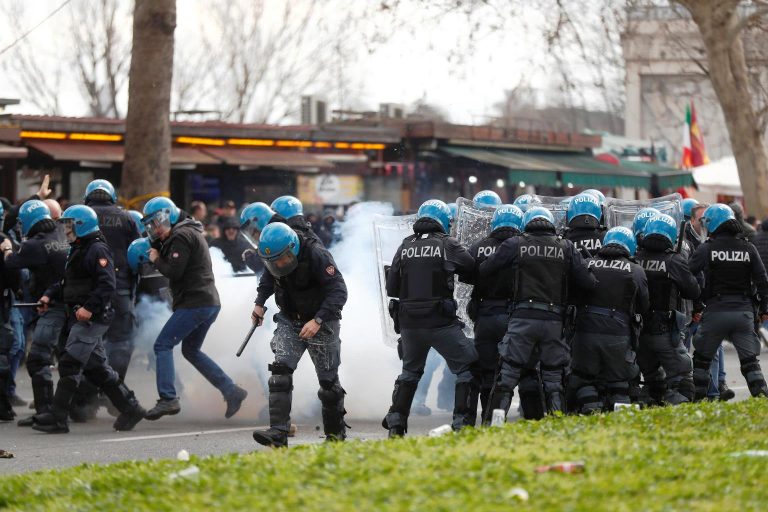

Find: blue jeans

[8,308,26,396]
[413,348,441,406]
[153,306,235,400]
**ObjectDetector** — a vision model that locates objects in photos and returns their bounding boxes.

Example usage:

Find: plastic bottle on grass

[428,424,452,437]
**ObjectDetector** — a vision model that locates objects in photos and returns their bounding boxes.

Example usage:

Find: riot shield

[604,193,683,231]
[454,197,497,335]
[535,195,573,233]
[373,214,416,347]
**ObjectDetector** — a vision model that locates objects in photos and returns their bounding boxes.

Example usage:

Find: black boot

[382,379,418,437]
[102,382,146,431]
[253,372,293,447]
[719,381,736,401]
[318,379,348,442]
[32,377,78,434]
[252,428,288,448]
[18,376,54,427]
[519,370,545,420]
[741,358,768,398]
[451,380,477,431]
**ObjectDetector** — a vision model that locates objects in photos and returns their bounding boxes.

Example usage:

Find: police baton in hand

[237,307,267,357]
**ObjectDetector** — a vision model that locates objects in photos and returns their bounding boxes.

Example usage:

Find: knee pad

[692,352,712,371]
[26,352,53,377]
[58,358,83,380]
[268,374,293,393]
[318,379,345,404]
[676,378,695,401]
[86,366,120,388]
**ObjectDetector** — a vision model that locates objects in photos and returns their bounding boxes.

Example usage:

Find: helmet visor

[262,249,298,278]
[240,221,261,248]
[142,211,171,242]
[59,218,76,242]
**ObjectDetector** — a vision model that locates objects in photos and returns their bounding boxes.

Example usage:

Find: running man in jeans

[141,197,247,420]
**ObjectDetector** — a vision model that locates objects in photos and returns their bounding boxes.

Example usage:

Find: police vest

[515,233,567,306]
[62,240,98,306]
[566,228,604,257]
[472,234,515,301]
[273,236,326,321]
[91,204,134,289]
[585,256,637,314]
[398,232,452,301]
[28,230,69,300]
[636,249,679,312]
[703,237,753,299]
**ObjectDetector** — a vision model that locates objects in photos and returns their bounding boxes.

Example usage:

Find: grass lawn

[2,399,767,511]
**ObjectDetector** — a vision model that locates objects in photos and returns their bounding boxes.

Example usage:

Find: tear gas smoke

[127,202,404,421]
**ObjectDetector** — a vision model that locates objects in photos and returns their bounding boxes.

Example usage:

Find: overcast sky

[0,0,560,124]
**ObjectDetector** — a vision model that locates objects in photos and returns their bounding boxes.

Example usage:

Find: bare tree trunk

[676,0,768,217]
[121,0,175,205]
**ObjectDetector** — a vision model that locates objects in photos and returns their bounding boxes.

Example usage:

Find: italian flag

[681,101,709,168]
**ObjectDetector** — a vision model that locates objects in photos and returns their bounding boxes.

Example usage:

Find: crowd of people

[1,176,767,450]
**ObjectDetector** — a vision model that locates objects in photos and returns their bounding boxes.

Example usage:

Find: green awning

[440,145,693,190]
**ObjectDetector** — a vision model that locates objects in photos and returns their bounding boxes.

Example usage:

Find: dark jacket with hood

[153,213,220,310]
[209,216,252,273]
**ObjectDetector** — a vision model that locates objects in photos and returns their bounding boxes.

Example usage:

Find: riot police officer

[1,200,68,426]
[568,227,648,413]
[383,200,478,437]
[251,222,348,447]
[0,201,20,421]
[481,207,596,417]
[565,192,605,257]
[462,205,543,423]
[690,204,768,400]
[239,202,274,274]
[635,214,699,405]
[271,195,323,245]
[513,194,540,212]
[31,205,145,433]
[84,179,141,382]
[127,237,170,303]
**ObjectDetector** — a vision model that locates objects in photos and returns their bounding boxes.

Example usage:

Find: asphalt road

[0,343,750,475]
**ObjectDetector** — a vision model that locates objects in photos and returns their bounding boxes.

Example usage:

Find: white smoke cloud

[127,203,403,422]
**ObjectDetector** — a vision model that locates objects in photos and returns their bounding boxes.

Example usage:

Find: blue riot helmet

[632,207,661,238]
[142,197,180,242]
[60,205,100,242]
[84,178,117,203]
[603,226,637,257]
[127,237,152,273]
[701,203,736,235]
[417,199,451,233]
[567,193,602,223]
[0,200,4,226]
[522,206,555,230]
[258,222,300,278]
[682,198,700,221]
[513,194,539,212]
[18,199,52,237]
[271,195,303,220]
[582,189,606,205]
[473,190,502,208]
[491,204,524,232]
[129,210,145,236]
[240,202,275,246]
[447,202,458,223]
[644,213,678,247]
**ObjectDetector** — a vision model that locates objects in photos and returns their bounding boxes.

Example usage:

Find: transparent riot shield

[454,197,497,335]
[535,195,573,233]
[373,214,416,347]
[604,193,683,231]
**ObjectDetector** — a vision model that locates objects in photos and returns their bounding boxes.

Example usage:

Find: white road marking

[100,426,265,443]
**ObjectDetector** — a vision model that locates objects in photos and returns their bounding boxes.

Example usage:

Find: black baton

[237,307,267,357]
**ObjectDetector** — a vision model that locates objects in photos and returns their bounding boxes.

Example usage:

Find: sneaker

[224,386,248,419]
[411,403,432,416]
[144,398,181,421]
[10,395,27,407]
[719,382,736,401]
[252,428,288,448]
[114,406,146,431]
